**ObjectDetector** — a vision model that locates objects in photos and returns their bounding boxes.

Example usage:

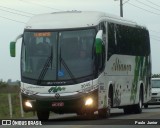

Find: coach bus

[10,11,151,120]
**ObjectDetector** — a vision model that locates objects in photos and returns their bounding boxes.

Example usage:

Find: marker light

[25,101,32,108]
[85,98,93,106]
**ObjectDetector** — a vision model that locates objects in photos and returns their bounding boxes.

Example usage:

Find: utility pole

[114,0,123,17]
[120,0,123,17]
[115,0,130,17]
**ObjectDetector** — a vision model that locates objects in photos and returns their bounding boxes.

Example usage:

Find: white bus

[10,11,151,120]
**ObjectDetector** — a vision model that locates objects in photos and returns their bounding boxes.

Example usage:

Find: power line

[150,34,160,39]
[0,5,35,15]
[145,0,160,8]
[123,0,130,5]
[127,2,160,16]
[150,34,160,42]
[0,15,25,24]
[149,30,160,41]
[150,36,160,42]
[150,29,160,34]
[0,8,31,17]
[19,0,63,11]
[135,0,160,12]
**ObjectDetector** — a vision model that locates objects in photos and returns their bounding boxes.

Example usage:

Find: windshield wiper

[60,57,77,84]
[59,45,77,84]
[37,47,53,85]
[37,56,52,85]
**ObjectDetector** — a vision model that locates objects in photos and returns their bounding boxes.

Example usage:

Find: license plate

[52,102,64,107]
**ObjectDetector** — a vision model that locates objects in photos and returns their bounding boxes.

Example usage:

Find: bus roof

[25,11,145,30]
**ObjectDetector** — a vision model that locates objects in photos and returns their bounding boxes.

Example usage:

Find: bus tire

[123,106,132,114]
[144,104,148,109]
[77,111,84,116]
[134,89,143,114]
[86,111,94,119]
[37,109,50,121]
[98,94,111,118]
[98,107,110,118]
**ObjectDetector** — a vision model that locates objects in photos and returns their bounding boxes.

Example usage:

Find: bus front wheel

[98,97,111,118]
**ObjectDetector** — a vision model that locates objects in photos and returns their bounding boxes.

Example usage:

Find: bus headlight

[85,98,93,106]
[25,101,32,108]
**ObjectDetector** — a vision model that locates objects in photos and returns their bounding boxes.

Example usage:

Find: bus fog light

[85,98,93,106]
[25,101,32,108]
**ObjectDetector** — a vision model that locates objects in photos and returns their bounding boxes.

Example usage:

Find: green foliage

[0,93,34,119]
[152,74,160,78]
[0,80,7,87]
[0,81,20,93]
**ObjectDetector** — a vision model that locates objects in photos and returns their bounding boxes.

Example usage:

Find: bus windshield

[21,28,96,85]
[151,80,160,88]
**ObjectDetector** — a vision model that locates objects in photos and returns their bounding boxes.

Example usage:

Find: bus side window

[98,22,106,70]
[98,22,106,43]
[108,23,116,60]
[101,43,106,70]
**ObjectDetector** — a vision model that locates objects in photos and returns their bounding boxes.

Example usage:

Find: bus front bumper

[21,89,98,114]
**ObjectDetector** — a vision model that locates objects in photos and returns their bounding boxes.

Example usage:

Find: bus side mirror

[9,34,23,57]
[95,30,103,54]
[10,41,16,57]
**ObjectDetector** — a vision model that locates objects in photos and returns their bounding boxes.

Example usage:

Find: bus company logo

[48,86,66,93]
[55,93,60,99]
[111,58,132,73]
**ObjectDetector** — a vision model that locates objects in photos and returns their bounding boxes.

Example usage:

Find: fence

[8,93,24,118]
[0,92,34,119]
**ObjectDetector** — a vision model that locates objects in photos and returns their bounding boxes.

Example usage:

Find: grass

[0,93,34,119]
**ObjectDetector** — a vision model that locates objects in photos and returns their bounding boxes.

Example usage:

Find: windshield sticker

[48,86,66,93]
[58,70,64,77]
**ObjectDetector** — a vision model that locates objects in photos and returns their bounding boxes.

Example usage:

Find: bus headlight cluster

[85,98,93,106]
[25,101,32,108]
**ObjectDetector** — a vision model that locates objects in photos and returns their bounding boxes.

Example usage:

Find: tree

[0,80,7,87]
[152,74,160,78]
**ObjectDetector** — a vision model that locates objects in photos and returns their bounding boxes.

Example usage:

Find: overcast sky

[0,0,160,81]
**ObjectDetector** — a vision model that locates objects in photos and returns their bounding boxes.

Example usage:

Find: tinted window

[108,23,150,60]
[21,29,96,84]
